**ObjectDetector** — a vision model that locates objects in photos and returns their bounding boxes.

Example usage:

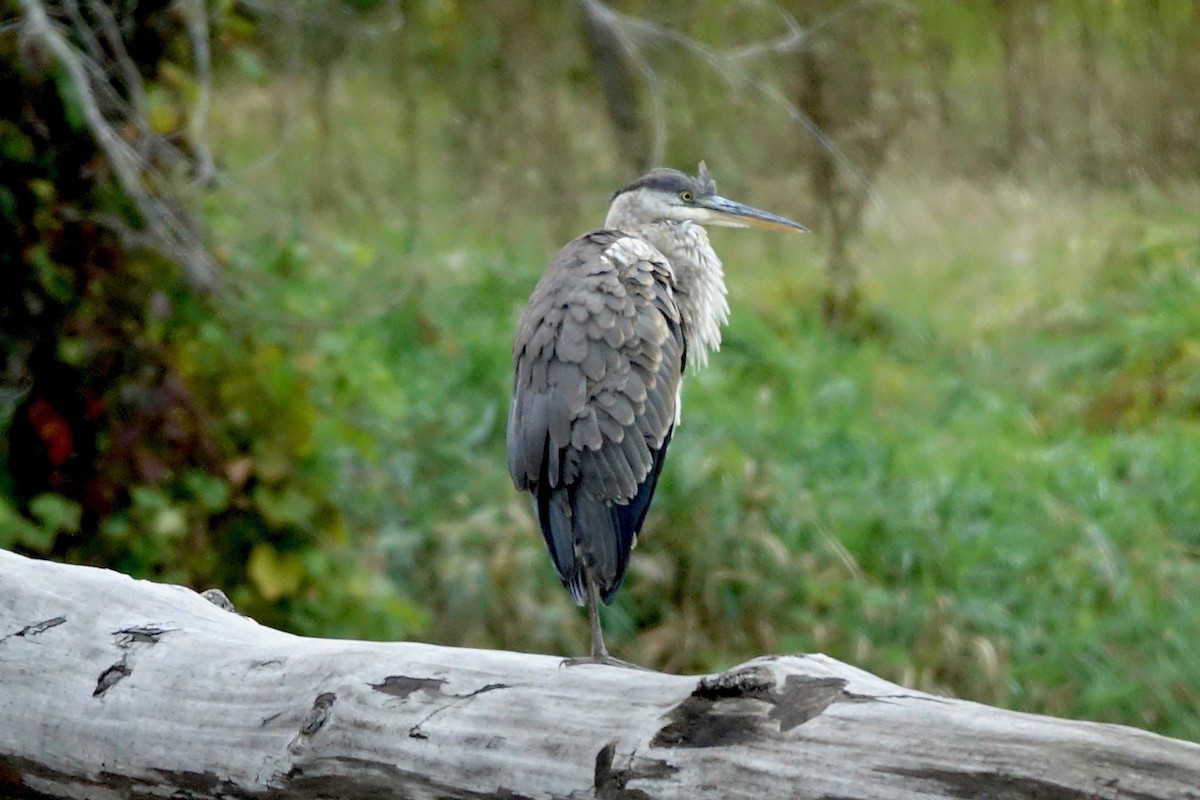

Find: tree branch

[180,0,218,187]
[18,0,219,291]
[576,0,878,209]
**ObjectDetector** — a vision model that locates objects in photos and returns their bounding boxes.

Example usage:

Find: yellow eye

[680,190,694,202]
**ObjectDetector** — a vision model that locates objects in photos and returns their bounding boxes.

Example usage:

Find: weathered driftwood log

[1,548,1197,799]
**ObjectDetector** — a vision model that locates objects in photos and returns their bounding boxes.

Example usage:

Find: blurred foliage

[0,0,425,639]
[2,0,1199,745]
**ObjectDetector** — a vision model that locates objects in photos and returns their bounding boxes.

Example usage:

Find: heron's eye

[680,190,694,203]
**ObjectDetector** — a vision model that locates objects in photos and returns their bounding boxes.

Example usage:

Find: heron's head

[606,161,808,233]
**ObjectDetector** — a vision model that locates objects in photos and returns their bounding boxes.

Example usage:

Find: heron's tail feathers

[571,492,630,605]
[537,486,631,607]
[540,489,586,606]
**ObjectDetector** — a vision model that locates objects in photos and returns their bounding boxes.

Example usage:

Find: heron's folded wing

[507,231,683,506]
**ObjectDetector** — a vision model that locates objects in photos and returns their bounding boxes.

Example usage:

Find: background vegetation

[3,0,1198,742]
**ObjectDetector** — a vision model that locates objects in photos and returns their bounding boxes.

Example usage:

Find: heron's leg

[585,570,610,661]
[561,570,649,670]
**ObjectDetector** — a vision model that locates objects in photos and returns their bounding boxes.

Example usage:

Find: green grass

[203,63,1200,741]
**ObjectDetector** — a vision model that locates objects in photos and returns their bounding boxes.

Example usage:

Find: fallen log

[1,547,1197,799]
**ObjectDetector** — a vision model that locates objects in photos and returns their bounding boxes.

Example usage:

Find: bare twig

[86,0,147,117]
[578,0,666,166]
[725,0,896,60]
[574,0,877,207]
[60,0,151,147]
[61,0,101,63]
[180,0,217,187]
[18,0,219,291]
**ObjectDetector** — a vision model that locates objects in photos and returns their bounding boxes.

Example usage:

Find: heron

[507,162,807,665]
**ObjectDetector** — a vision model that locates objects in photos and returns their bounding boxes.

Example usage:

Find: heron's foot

[560,653,652,670]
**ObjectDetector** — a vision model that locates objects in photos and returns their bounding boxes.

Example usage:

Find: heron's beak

[697,195,809,233]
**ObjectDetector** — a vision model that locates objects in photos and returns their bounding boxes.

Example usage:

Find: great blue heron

[507,162,807,665]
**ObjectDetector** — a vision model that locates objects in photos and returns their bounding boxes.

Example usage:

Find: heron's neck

[626,220,730,370]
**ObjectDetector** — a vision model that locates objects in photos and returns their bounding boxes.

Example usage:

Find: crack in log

[1,615,68,647]
[113,625,174,646]
[654,667,876,747]
[594,741,678,799]
[768,675,853,732]
[300,692,336,736]
[9,748,545,800]
[2,754,246,800]
[653,665,780,748]
[10,615,68,640]
[406,682,509,740]
[283,756,538,800]
[93,655,132,697]
[651,693,764,748]
[89,625,173,698]
[372,675,447,700]
[882,766,1170,800]
[694,664,776,700]
[287,692,338,756]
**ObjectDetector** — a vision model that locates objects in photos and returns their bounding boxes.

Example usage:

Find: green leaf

[150,506,187,540]
[0,497,54,551]
[28,493,81,536]
[231,48,265,82]
[253,484,317,529]
[184,470,231,512]
[247,543,305,601]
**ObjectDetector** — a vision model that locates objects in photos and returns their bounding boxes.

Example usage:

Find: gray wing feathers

[508,232,683,602]
[509,232,681,502]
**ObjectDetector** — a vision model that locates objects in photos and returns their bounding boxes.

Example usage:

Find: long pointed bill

[699,195,809,232]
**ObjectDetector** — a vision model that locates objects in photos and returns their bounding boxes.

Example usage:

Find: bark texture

[1,548,1198,799]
